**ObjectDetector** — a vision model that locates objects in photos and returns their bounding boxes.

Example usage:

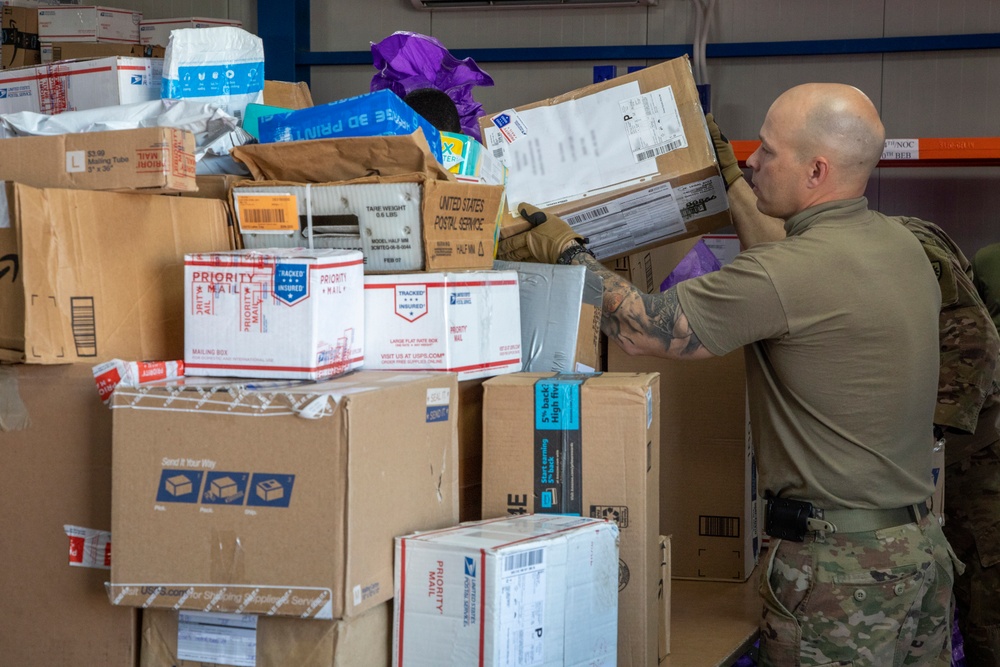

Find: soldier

[499,83,961,665]
[974,242,1000,331]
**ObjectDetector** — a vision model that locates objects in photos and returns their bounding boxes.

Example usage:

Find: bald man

[499,83,959,666]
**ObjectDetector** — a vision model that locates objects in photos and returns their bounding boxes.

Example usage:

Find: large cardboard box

[108,371,460,621]
[364,271,522,380]
[184,248,365,380]
[263,79,313,110]
[0,55,162,115]
[41,40,163,63]
[458,378,486,523]
[0,182,231,364]
[481,372,662,667]
[38,5,141,43]
[0,364,140,666]
[2,5,40,70]
[141,603,391,667]
[139,17,242,47]
[393,515,619,667]
[607,232,759,580]
[481,55,730,261]
[494,260,603,373]
[0,127,196,193]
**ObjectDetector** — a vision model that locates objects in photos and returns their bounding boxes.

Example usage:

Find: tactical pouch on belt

[765,496,814,542]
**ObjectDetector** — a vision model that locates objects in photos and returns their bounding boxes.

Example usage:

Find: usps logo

[273,263,310,306]
[492,113,511,129]
[449,291,472,306]
[394,284,428,322]
[464,556,476,577]
[0,90,7,99]
[130,75,146,85]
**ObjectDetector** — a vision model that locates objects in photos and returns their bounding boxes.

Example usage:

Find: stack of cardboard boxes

[0,21,757,664]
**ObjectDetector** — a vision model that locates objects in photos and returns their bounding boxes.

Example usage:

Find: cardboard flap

[263,80,314,110]
[231,129,455,183]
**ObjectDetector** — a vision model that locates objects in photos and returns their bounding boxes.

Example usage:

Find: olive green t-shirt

[677,198,940,509]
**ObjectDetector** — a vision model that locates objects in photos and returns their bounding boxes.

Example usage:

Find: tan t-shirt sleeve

[675,253,788,356]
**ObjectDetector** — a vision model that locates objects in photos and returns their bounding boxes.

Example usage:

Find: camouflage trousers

[944,438,1000,667]
[758,511,960,666]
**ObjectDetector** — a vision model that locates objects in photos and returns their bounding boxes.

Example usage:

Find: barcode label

[504,548,544,573]
[699,515,740,538]
[635,138,684,162]
[71,296,97,357]
[243,208,285,224]
[566,205,611,225]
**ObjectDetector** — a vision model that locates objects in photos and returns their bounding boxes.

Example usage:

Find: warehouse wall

[109,0,999,256]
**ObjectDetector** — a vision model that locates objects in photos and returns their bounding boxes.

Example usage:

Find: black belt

[765,496,930,542]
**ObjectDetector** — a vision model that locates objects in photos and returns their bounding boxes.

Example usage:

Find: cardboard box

[257,89,443,163]
[41,40,163,63]
[458,378,486,523]
[364,271,522,380]
[2,5,40,70]
[38,5,141,43]
[393,514,619,667]
[494,260,603,373]
[481,372,661,667]
[141,603,391,667]
[139,17,242,47]
[0,182,231,364]
[480,55,731,261]
[0,55,162,115]
[184,248,365,380]
[0,127,196,193]
[108,371,460,620]
[263,79,314,110]
[232,177,502,273]
[0,364,140,666]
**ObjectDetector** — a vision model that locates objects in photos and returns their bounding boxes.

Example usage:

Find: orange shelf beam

[732,137,1000,168]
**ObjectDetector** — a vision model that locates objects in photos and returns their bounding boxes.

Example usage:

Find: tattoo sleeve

[575,254,713,359]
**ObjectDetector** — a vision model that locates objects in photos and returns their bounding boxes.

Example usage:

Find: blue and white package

[161,26,264,122]
[256,89,444,162]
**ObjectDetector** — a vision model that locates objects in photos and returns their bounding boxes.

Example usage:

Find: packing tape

[0,365,30,431]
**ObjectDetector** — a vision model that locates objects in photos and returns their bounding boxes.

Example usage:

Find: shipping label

[498,547,547,666]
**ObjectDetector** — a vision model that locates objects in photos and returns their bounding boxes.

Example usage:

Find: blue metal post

[257,0,311,85]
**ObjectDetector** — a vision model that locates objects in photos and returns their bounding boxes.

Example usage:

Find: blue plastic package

[256,89,443,162]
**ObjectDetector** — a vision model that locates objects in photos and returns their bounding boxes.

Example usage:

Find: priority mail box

[0,182,231,365]
[0,127,196,193]
[38,5,141,43]
[494,260,603,373]
[184,248,365,380]
[139,17,243,47]
[364,271,522,380]
[0,364,140,666]
[393,514,619,667]
[481,372,661,667]
[141,603,391,667]
[109,371,460,620]
[41,40,163,63]
[480,55,731,261]
[232,177,502,273]
[2,5,40,70]
[0,55,162,115]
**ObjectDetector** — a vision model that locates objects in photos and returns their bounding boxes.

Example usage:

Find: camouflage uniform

[901,218,1000,666]
[974,243,1000,332]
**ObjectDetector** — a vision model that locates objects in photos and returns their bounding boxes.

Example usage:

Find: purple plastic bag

[660,239,723,292]
[370,31,494,141]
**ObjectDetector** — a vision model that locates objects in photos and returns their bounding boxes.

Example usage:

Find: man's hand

[497,203,585,264]
[706,113,743,190]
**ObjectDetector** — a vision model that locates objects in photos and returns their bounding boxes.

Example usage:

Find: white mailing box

[184,248,365,380]
[38,6,142,43]
[364,271,522,380]
[393,514,619,667]
[139,17,243,47]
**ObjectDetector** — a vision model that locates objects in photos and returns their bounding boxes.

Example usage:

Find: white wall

[107,0,999,256]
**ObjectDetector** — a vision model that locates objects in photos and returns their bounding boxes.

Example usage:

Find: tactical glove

[497,203,586,264]
[706,112,743,190]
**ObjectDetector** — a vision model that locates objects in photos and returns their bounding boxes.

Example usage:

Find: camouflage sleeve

[899,218,1000,434]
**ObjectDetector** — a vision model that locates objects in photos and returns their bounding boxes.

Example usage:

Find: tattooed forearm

[575,254,712,359]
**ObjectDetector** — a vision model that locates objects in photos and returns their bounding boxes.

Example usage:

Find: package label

[534,378,583,515]
[177,611,258,667]
[620,86,687,163]
[64,524,111,569]
[499,547,547,666]
[234,193,299,233]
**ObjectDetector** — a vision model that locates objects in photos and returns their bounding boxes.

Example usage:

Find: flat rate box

[393,514,619,667]
[184,248,365,381]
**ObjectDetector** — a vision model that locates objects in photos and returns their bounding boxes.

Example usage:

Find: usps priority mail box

[184,248,364,380]
[37,5,142,43]
[393,514,619,667]
[363,270,522,380]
